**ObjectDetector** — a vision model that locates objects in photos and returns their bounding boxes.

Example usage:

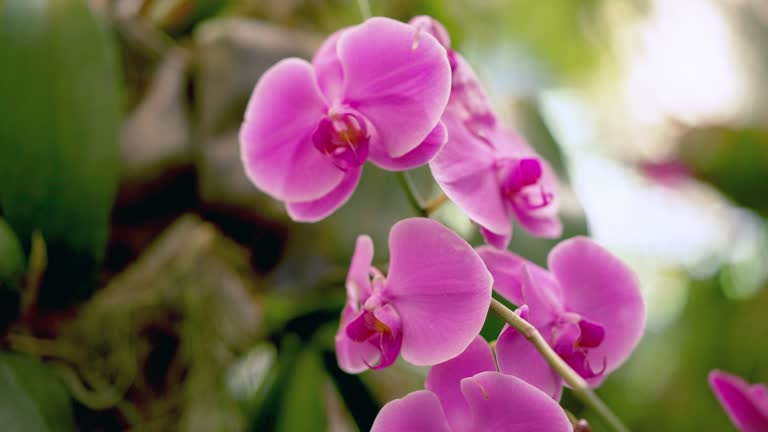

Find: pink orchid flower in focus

[709,370,768,432]
[240,17,451,222]
[478,236,645,399]
[335,218,492,373]
[409,16,562,249]
[371,336,571,432]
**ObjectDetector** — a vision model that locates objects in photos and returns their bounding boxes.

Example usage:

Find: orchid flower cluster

[238,14,768,431]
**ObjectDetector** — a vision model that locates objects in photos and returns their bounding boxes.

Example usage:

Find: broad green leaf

[323,349,379,431]
[274,346,328,432]
[0,218,25,328]
[0,0,121,304]
[0,352,77,432]
[0,218,25,290]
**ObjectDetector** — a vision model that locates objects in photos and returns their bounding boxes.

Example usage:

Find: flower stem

[488,298,630,432]
[423,193,449,215]
[356,0,371,20]
[396,172,427,217]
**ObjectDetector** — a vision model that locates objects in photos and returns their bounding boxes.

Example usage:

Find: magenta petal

[337,17,451,158]
[496,308,563,400]
[312,27,348,103]
[286,167,362,222]
[368,121,446,171]
[371,390,452,432]
[408,16,451,49]
[519,265,562,328]
[709,370,768,432]
[335,305,381,374]
[430,109,509,235]
[479,225,512,250]
[476,246,561,309]
[240,58,344,202]
[461,372,571,432]
[548,237,645,385]
[344,234,374,305]
[386,218,492,366]
[425,336,496,431]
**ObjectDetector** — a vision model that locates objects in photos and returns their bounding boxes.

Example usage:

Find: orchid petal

[709,370,768,432]
[476,246,562,310]
[408,16,451,49]
[548,237,646,385]
[338,17,451,158]
[461,371,571,432]
[368,121,446,171]
[496,308,563,400]
[430,109,509,235]
[386,218,492,366]
[240,58,344,202]
[344,234,374,305]
[286,167,362,222]
[519,265,562,328]
[312,28,347,103]
[479,225,512,250]
[371,390,452,432]
[425,336,496,431]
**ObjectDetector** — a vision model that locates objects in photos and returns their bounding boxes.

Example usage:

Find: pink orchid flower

[709,370,768,432]
[409,16,562,249]
[335,218,492,373]
[371,336,571,432]
[240,17,451,222]
[478,236,645,399]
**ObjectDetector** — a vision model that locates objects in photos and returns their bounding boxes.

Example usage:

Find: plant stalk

[423,193,449,215]
[489,298,630,432]
[396,172,427,217]
[356,0,371,20]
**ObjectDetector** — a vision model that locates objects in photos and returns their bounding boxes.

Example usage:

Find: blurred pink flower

[335,218,492,373]
[240,17,451,221]
[371,336,571,432]
[410,16,561,248]
[709,370,768,432]
[479,236,645,399]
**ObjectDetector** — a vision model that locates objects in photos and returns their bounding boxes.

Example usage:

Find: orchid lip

[312,110,370,171]
[497,157,554,212]
[551,315,608,380]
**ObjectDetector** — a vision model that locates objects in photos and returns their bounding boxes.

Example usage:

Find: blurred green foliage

[680,126,768,216]
[0,352,77,432]
[0,219,24,330]
[0,0,121,305]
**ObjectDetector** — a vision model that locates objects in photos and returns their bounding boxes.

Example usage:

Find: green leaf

[245,336,330,432]
[0,218,25,290]
[0,218,25,329]
[274,346,328,432]
[322,350,380,431]
[0,352,77,432]
[0,0,122,304]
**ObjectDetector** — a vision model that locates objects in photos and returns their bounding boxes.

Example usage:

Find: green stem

[396,172,427,217]
[356,0,371,20]
[489,298,630,432]
[423,193,449,215]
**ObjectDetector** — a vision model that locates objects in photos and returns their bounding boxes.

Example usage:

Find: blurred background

[1,0,767,430]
